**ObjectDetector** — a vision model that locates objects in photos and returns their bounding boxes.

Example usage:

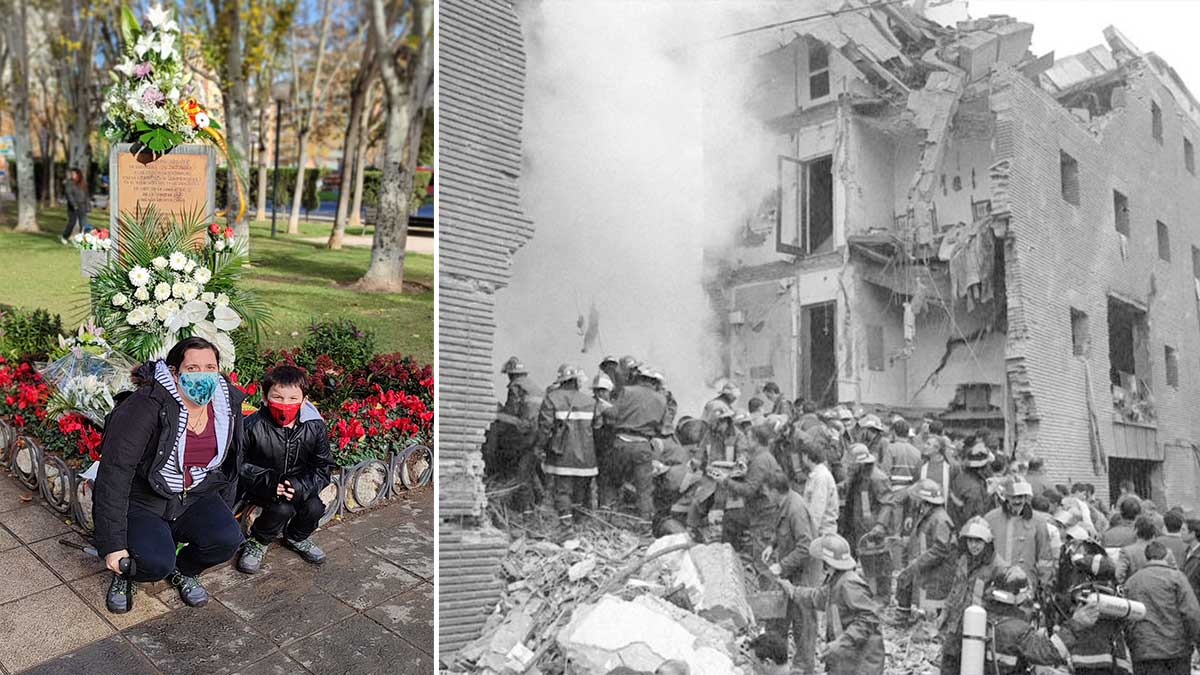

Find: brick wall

[438,0,534,661]
[990,64,1200,507]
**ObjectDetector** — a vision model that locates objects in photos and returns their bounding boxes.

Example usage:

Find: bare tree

[55,0,104,182]
[356,0,432,291]
[4,0,38,232]
[346,79,378,232]
[328,21,378,249]
[284,0,334,234]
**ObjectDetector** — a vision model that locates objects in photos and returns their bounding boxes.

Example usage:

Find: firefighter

[598,355,619,394]
[1053,523,1133,675]
[881,418,922,495]
[487,356,544,509]
[856,413,890,465]
[761,381,793,418]
[534,365,597,529]
[600,365,668,526]
[717,422,783,554]
[591,373,617,509]
[931,517,1006,675]
[614,355,640,397]
[919,434,959,518]
[843,443,896,598]
[950,443,994,527]
[638,365,678,437]
[895,479,956,621]
[775,534,885,675]
[985,476,1054,592]
[761,469,819,674]
[702,381,740,425]
[981,567,1100,675]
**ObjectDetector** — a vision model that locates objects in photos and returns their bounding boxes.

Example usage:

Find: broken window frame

[776,153,834,257]
[1071,308,1090,357]
[1113,190,1130,236]
[1186,137,1195,175]
[1060,151,1080,206]
[808,42,830,100]
[1165,345,1179,388]
[1157,220,1171,262]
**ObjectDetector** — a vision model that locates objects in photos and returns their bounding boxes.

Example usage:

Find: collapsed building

[707,3,1200,507]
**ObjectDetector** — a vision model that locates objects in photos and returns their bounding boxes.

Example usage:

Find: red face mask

[267,401,303,426]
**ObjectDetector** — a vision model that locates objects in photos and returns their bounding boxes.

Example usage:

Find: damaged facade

[708,3,1200,506]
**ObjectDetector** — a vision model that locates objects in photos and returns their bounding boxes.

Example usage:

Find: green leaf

[207,119,221,131]
[120,5,140,48]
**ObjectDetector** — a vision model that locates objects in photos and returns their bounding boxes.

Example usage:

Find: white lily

[215,293,230,307]
[156,33,176,60]
[191,321,237,369]
[181,299,210,323]
[212,304,242,331]
[200,291,216,304]
[115,58,137,77]
[134,33,155,59]
[146,3,169,28]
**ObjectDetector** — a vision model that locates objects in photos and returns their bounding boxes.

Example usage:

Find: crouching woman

[93,336,248,613]
[236,364,334,573]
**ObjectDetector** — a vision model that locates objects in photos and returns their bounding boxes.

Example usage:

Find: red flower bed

[330,384,434,466]
[0,357,49,429]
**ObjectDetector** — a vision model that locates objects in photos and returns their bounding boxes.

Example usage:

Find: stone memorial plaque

[109,143,216,251]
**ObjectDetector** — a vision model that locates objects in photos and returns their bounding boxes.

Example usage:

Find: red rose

[209,223,221,234]
[224,226,234,239]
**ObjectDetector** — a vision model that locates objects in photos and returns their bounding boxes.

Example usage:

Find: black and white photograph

[439,0,1200,673]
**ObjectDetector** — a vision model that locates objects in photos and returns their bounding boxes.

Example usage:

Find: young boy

[236,365,335,573]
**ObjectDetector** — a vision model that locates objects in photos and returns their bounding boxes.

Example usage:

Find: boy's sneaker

[283,537,326,565]
[237,537,270,574]
[106,573,135,614]
[168,570,209,607]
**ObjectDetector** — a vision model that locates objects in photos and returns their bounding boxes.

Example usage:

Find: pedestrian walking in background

[61,168,90,243]
[1124,541,1200,675]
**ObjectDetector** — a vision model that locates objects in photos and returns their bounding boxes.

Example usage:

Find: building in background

[706,4,1200,506]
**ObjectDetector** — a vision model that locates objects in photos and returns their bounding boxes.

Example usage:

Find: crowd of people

[485,354,1200,675]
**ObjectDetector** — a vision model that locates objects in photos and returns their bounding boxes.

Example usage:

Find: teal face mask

[179,372,219,406]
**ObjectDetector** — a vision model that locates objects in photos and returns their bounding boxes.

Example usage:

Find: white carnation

[154,282,172,301]
[134,286,151,302]
[111,293,129,308]
[152,257,169,270]
[169,252,188,271]
[193,268,212,285]
[128,266,151,287]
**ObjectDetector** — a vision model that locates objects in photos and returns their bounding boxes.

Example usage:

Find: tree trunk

[357,0,432,292]
[255,101,268,221]
[218,0,251,241]
[6,0,38,232]
[347,81,376,232]
[59,0,94,181]
[286,0,333,235]
[329,36,377,249]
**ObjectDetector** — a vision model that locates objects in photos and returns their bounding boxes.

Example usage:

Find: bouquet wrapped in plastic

[38,319,137,427]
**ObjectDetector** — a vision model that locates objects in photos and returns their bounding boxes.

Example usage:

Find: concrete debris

[674,543,756,631]
[458,598,544,673]
[556,594,744,675]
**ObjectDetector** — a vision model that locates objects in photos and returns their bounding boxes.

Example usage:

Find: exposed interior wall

[991,62,1200,506]
[844,119,896,236]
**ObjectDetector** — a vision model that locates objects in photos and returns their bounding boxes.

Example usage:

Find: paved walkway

[0,473,432,675]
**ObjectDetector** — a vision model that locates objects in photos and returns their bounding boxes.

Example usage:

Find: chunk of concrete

[676,543,755,630]
[557,594,744,675]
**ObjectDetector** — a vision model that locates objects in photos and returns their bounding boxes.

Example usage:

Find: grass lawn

[0,202,432,363]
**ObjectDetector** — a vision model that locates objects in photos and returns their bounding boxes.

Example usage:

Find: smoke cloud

[495,1,818,413]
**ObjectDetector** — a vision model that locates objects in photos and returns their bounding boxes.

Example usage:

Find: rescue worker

[984,476,1054,593]
[761,381,793,418]
[918,434,959,519]
[600,365,668,526]
[950,443,995,527]
[1118,515,1177,583]
[1183,518,1200,603]
[931,517,1006,675]
[638,365,678,437]
[598,356,619,394]
[895,479,956,621]
[881,418,921,495]
[717,423,783,554]
[535,365,597,529]
[856,413,890,465]
[614,355,641,397]
[591,373,617,509]
[490,356,544,508]
[1053,523,1133,675]
[702,381,740,425]
[761,470,819,674]
[775,534,885,675]
[980,566,1100,674]
[1124,541,1200,675]
[843,443,895,598]
[799,436,839,537]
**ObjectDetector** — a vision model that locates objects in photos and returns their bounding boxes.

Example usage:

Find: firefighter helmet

[599,355,618,368]
[960,516,994,543]
[848,443,875,465]
[733,411,751,426]
[618,355,641,371]
[836,406,855,422]
[858,414,886,432]
[964,442,993,468]
[913,478,946,505]
[1065,523,1090,542]
[555,364,584,385]
[592,373,614,392]
[1002,476,1034,498]
[639,365,665,382]
[808,534,857,571]
[716,405,735,420]
[719,381,741,399]
[500,356,527,375]
[987,567,1033,606]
